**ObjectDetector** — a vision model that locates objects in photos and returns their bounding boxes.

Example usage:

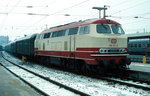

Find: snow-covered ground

[1,51,150,96]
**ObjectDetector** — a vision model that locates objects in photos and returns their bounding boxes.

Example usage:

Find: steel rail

[1,53,90,96]
[0,62,49,96]
[98,76,150,91]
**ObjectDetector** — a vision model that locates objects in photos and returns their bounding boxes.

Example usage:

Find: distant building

[0,36,9,46]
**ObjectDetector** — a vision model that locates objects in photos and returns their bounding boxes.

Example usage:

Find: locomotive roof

[41,18,120,34]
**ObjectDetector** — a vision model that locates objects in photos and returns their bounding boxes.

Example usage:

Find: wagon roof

[15,33,37,42]
[41,18,120,34]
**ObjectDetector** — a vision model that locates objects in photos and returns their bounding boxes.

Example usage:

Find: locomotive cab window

[97,24,111,34]
[111,25,125,34]
[79,26,89,34]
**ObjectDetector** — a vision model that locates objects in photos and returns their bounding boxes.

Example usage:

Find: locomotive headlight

[122,49,125,53]
[99,48,127,53]
[99,49,103,53]
[99,48,106,53]
[119,48,127,53]
[119,49,122,53]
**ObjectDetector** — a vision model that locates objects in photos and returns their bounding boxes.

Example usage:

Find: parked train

[5,18,131,73]
[128,39,150,56]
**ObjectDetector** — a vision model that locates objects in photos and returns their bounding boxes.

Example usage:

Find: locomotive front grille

[99,48,126,53]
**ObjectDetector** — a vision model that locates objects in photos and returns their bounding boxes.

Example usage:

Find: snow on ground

[0,53,79,96]
[1,51,150,96]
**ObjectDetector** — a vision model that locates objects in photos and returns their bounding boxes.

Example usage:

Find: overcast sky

[0,0,150,40]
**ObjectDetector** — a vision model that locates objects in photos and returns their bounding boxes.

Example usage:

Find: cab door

[68,27,78,58]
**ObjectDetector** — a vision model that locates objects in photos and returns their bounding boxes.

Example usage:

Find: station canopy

[127,32,150,40]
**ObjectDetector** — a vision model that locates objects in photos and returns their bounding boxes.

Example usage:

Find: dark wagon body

[16,34,37,56]
[5,34,37,59]
[5,41,17,54]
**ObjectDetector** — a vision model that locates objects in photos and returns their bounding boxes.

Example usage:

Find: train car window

[79,26,89,34]
[138,44,141,47]
[44,33,51,39]
[52,31,58,37]
[68,27,79,35]
[48,33,51,38]
[128,44,131,47]
[147,44,150,47]
[142,44,146,48]
[38,34,42,39]
[111,25,125,34]
[40,34,44,39]
[52,30,66,37]
[57,31,62,37]
[97,24,111,34]
[43,33,47,38]
[57,30,66,37]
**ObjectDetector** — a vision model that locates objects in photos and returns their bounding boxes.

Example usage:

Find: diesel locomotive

[5,18,131,73]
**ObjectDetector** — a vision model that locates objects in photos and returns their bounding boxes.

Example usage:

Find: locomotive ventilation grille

[99,48,127,53]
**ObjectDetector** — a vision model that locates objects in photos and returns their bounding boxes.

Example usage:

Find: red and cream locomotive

[34,18,130,72]
[5,7,131,73]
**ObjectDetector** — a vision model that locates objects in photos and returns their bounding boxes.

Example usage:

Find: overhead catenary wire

[1,0,150,40]
[19,0,90,34]
[111,0,133,8]
[0,0,22,34]
[110,0,149,15]
[107,0,150,32]
[0,0,11,33]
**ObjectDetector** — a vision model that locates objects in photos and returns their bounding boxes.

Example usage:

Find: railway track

[84,69,150,91]
[0,53,89,96]
[97,75,150,91]
[1,51,150,96]
[0,63,49,96]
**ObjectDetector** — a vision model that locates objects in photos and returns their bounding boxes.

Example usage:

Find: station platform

[129,62,150,73]
[0,65,41,96]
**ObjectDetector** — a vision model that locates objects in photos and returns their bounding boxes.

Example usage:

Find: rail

[1,53,90,96]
